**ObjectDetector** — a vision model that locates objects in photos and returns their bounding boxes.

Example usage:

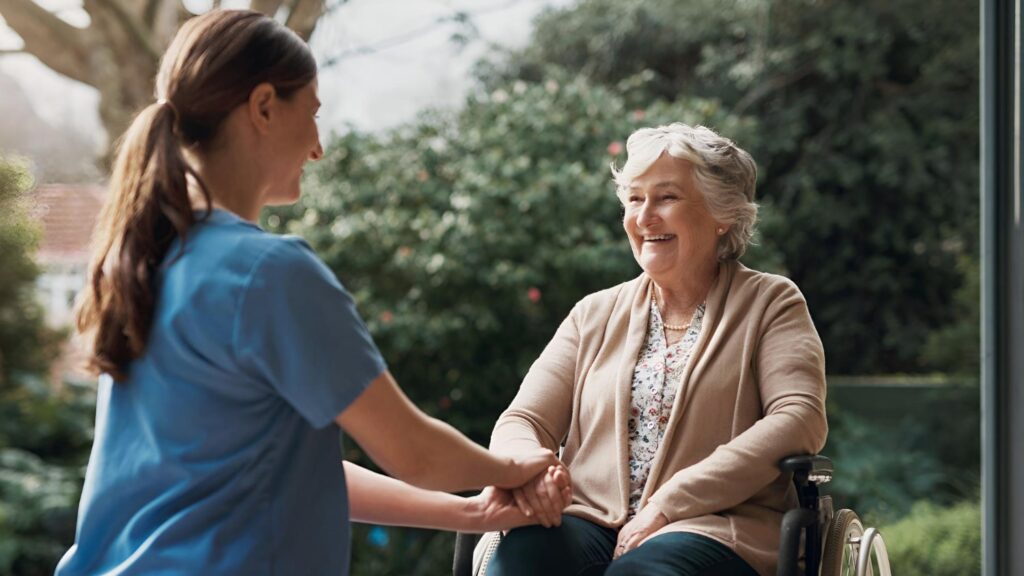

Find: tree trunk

[0,0,328,168]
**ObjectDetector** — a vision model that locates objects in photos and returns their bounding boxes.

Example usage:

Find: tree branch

[251,0,284,17]
[92,0,160,62]
[283,0,325,41]
[143,0,166,27]
[144,0,183,51]
[177,1,195,23]
[319,0,512,68]
[732,62,816,116]
[0,0,94,85]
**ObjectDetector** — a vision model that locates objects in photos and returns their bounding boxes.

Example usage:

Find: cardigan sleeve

[489,304,581,455]
[646,278,828,522]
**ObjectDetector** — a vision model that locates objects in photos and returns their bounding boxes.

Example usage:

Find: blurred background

[0,0,980,574]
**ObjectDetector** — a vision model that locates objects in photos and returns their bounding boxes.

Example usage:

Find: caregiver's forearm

[344,461,481,531]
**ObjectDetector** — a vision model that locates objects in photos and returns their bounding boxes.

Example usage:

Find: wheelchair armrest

[779,454,833,486]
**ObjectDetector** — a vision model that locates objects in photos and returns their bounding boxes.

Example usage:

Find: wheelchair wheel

[819,509,864,576]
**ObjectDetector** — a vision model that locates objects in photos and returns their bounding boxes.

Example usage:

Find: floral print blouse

[626,297,706,517]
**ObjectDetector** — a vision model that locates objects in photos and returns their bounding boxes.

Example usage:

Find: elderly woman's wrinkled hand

[510,465,573,528]
[614,504,668,559]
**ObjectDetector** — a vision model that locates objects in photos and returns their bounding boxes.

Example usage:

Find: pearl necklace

[663,321,692,332]
[653,295,694,332]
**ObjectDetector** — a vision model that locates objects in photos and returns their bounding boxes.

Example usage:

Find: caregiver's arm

[337,370,559,493]
[345,461,571,532]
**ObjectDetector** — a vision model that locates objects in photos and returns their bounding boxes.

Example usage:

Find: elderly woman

[484,123,828,576]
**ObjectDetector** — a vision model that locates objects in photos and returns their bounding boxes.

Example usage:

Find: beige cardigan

[490,261,828,576]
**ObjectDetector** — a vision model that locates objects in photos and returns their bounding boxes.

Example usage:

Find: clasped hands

[464,448,668,556]
[467,449,573,531]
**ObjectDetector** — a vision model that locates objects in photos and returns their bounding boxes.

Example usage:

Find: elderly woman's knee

[606,538,682,576]
[606,533,758,576]
[605,551,661,576]
[488,524,571,573]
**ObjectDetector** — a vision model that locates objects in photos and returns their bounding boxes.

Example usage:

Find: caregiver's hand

[465,486,531,532]
[511,464,573,528]
[493,448,562,490]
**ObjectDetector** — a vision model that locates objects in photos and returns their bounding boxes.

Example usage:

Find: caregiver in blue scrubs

[56,9,564,575]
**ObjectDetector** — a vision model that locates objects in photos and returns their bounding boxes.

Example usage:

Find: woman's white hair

[611,123,758,261]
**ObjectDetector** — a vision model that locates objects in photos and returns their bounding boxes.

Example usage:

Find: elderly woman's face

[621,153,724,281]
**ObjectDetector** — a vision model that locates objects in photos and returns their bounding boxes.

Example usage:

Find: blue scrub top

[57,209,387,575]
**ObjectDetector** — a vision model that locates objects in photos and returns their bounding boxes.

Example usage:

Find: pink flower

[380,310,394,324]
[631,109,646,121]
[607,141,623,156]
[528,287,542,303]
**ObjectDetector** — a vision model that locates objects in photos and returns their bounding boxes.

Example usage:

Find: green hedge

[880,499,981,576]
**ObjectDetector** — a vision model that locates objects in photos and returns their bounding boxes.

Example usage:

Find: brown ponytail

[76,10,316,380]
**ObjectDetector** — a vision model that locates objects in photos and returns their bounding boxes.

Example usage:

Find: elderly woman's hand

[472,466,571,531]
[614,504,668,559]
[510,465,572,528]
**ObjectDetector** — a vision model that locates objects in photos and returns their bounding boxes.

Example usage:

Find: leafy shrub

[0,157,62,386]
[0,448,83,576]
[880,499,981,576]
[824,390,979,521]
[0,157,93,575]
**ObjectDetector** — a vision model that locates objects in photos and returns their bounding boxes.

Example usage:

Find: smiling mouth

[643,234,676,243]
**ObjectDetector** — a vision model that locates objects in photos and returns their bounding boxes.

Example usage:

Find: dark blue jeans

[486,515,759,576]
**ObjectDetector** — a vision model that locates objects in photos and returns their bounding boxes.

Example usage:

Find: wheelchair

[452,455,892,576]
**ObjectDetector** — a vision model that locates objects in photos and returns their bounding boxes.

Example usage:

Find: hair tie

[157,98,179,121]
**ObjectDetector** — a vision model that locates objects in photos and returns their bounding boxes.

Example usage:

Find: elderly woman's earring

[717,227,725,235]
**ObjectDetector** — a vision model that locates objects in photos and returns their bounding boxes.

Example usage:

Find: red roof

[29,184,107,265]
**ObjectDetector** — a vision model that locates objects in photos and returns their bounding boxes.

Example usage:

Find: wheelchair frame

[779,455,892,576]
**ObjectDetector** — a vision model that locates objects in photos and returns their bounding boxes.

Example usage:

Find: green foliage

[879,498,981,576]
[0,157,91,575]
[0,377,93,573]
[921,256,980,375]
[0,447,84,576]
[481,0,980,375]
[0,158,61,385]
[0,378,94,576]
[823,385,979,522]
